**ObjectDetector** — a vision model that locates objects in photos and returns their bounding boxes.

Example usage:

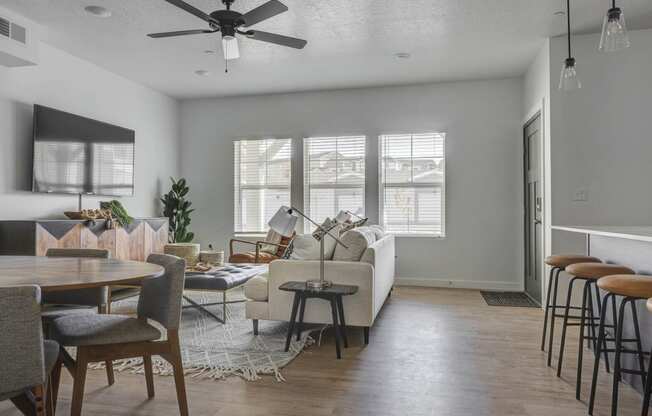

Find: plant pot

[164,243,201,267]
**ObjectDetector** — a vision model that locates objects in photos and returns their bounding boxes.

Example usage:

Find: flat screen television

[32,105,135,196]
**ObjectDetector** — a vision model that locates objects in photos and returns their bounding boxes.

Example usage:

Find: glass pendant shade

[222,35,240,60]
[599,7,630,52]
[559,58,581,91]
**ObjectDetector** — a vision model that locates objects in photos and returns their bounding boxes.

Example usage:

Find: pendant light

[559,0,581,91]
[599,0,631,52]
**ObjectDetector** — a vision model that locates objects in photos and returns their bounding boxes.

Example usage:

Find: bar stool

[641,298,652,416]
[542,255,601,366]
[588,274,652,416]
[557,263,634,400]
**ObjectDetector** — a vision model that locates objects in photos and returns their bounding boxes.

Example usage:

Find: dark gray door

[524,114,542,303]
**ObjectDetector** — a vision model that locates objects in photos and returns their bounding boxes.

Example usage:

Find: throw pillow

[290,224,343,261]
[332,227,377,262]
[259,229,283,254]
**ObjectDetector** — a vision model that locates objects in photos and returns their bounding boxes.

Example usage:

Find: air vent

[10,22,26,43]
[0,17,9,38]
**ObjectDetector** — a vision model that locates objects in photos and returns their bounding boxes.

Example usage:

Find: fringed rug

[97,289,314,382]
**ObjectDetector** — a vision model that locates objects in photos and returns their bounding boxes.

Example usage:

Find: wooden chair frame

[54,329,188,416]
[229,239,289,263]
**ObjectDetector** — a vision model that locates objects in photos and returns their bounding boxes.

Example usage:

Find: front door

[524,113,542,303]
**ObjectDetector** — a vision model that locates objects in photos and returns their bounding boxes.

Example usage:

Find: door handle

[534,219,542,225]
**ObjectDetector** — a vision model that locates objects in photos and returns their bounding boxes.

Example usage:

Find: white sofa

[244,230,395,341]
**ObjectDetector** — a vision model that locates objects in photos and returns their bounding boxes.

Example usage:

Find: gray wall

[549,28,652,254]
[180,78,524,289]
[0,42,180,219]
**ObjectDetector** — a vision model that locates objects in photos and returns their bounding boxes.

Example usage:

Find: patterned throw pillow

[339,217,368,234]
[280,240,294,259]
[259,229,283,254]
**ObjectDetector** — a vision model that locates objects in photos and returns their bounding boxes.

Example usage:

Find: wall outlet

[573,188,588,202]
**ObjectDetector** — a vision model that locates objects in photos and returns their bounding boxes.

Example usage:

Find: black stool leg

[558,277,578,377]
[611,297,629,416]
[589,293,613,415]
[587,282,597,352]
[642,347,652,416]
[542,267,558,351]
[595,284,611,374]
[630,299,647,388]
[548,268,562,367]
[576,281,590,399]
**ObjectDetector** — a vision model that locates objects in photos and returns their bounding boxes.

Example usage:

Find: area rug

[99,289,315,382]
[480,291,538,308]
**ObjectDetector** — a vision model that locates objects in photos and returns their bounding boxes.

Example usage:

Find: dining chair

[42,248,116,386]
[0,285,61,416]
[50,253,189,416]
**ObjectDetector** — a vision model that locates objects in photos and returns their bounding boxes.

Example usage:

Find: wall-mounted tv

[32,105,135,196]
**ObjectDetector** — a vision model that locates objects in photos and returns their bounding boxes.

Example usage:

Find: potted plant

[161,178,199,266]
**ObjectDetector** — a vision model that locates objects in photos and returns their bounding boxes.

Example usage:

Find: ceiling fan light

[599,7,630,52]
[559,58,581,91]
[222,35,240,60]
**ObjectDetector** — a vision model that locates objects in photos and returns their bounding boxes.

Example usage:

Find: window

[234,138,292,234]
[379,133,445,236]
[303,136,366,231]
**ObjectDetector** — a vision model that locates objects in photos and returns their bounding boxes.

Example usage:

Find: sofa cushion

[332,227,377,262]
[245,274,269,301]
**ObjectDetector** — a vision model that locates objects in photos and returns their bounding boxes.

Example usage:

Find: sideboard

[0,218,168,261]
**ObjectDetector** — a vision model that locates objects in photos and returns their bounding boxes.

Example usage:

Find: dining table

[0,255,164,291]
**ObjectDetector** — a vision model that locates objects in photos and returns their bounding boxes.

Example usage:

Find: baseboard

[395,277,523,292]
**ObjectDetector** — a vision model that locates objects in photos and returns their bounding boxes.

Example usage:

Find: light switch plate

[573,188,588,202]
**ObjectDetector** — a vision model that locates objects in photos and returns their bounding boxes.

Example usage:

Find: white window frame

[378,133,446,238]
[233,138,292,235]
[303,135,366,232]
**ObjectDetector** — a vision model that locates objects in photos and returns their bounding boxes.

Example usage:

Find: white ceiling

[4,0,652,99]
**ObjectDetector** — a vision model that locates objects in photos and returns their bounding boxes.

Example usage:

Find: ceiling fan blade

[163,0,213,23]
[241,0,288,27]
[247,30,307,49]
[148,29,217,38]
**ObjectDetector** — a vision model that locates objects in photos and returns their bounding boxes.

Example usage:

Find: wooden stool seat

[545,254,601,269]
[597,274,652,299]
[566,263,634,280]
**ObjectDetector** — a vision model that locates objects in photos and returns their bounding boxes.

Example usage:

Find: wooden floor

[0,287,646,415]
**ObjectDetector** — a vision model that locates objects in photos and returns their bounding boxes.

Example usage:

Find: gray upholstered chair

[42,247,116,386]
[0,285,61,416]
[50,253,188,416]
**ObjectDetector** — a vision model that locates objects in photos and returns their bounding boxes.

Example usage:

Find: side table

[279,281,358,359]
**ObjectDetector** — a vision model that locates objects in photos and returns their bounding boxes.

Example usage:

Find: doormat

[480,291,538,308]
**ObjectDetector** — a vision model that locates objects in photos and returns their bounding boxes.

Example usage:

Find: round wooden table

[0,256,164,291]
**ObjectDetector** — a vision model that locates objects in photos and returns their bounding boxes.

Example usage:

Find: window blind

[303,136,366,231]
[234,138,292,233]
[379,133,445,236]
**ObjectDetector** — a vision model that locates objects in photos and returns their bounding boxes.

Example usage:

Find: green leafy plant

[99,200,133,227]
[161,177,195,243]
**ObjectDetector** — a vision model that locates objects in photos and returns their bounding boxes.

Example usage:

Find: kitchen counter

[552,225,652,243]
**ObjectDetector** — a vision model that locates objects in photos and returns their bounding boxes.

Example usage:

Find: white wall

[549,28,652,253]
[180,79,524,289]
[0,42,180,219]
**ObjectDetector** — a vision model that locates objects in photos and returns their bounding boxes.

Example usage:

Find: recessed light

[204,50,216,54]
[395,52,411,59]
[554,10,566,16]
[194,69,210,76]
[84,5,112,18]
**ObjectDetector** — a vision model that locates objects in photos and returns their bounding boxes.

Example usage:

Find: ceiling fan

[148,0,307,63]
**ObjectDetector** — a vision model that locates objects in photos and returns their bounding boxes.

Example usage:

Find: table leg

[336,295,348,348]
[296,294,306,341]
[284,293,301,352]
[330,297,342,359]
